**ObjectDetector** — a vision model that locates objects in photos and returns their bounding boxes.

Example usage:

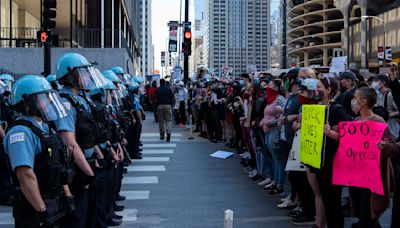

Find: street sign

[37,30,52,43]
[386,47,392,61]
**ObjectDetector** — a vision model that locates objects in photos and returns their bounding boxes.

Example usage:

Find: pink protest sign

[332,121,387,195]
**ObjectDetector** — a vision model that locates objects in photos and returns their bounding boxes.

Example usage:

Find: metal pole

[183,0,189,83]
[44,42,51,77]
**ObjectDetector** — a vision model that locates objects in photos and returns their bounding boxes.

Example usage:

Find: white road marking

[142,138,181,142]
[142,133,182,137]
[142,143,177,148]
[117,209,138,221]
[141,149,174,154]
[120,190,150,200]
[122,176,159,184]
[134,157,170,162]
[0,212,12,225]
[127,165,166,172]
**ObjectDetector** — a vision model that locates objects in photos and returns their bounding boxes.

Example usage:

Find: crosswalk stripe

[0,212,12,225]
[142,133,182,137]
[127,165,166,172]
[120,190,150,200]
[134,157,170,162]
[115,209,138,222]
[141,149,174,154]
[142,138,181,142]
[142,143,176,148]
[122,176,159,184]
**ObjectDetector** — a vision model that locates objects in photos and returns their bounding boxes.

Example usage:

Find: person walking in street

[155,79,174,142]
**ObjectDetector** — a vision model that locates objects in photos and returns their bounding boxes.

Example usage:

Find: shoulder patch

[9,132,25,144]
[63,102,72,110]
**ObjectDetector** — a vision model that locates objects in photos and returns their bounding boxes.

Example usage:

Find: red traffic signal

[37,30,52,43]
[184,31,192,39]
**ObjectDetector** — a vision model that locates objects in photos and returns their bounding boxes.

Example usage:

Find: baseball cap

[339,71,357,81]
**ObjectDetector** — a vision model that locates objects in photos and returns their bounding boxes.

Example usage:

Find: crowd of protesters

[145,63,400,228]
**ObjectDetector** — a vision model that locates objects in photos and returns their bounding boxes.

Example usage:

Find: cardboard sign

[299,105,326,169]
[332,121,387,195]
[330,56,348,74]
[285,130,306,171]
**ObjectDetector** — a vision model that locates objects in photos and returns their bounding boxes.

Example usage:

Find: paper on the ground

[210,150,234,159]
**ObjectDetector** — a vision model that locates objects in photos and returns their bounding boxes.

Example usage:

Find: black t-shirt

[283,94,301,143]
[323,102,353,175]
[336,88,357,118]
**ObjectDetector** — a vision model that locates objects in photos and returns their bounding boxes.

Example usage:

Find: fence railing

[0,27,135,58]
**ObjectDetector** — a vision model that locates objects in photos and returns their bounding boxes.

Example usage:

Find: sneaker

[290,215,315,226]
[288,206,303,217]
[264,182,275,191]
[166,133,171,142]
[239,152,251,160]
[248,169,257,177]
[266,188,284,196]
[280,194,291,202]
[277,200,297,209]
[258,178,272,186]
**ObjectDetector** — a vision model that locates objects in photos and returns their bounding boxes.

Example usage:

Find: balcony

[0,27,137,61]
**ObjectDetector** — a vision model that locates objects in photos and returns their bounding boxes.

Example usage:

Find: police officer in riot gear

[4,75,73,227]
[0,74,15,206]
[111,67,143,160]
[55,52,107,228]
[89,76,124,227]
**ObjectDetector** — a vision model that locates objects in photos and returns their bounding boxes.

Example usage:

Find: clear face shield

[117,84,128,98]
[36,91,69,122]
[111,90,123,107]
[70,66,108,91]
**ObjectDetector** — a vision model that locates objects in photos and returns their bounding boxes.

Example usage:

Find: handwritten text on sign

[299,105,326,169]
[332,121,387,195]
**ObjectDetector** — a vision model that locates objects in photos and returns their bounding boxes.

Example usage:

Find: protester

[155,79,174,142]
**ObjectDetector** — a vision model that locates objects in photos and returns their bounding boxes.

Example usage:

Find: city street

[0,113,394,227]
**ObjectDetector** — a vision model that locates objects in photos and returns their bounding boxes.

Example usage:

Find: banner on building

[299,105,326,169]
[161,51,166,67]
[332,121,387,195]
[378,46,384,67]
[168,21,179,53]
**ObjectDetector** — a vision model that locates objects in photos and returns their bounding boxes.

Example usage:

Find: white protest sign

[285,130,306,171]
[329,56,348,74]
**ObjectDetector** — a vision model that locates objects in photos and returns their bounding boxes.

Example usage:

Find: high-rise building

[270,0,281,68]
[139,0,154,77]
[287,0,343,67]
[0,0,140,75]
[202,0,271,76]
[190,0,204,74]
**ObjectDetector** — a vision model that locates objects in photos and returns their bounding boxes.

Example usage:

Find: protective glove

[37,209,50,227]
[66,195,77,217]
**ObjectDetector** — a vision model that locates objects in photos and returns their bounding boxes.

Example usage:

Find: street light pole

[361,15,386,65]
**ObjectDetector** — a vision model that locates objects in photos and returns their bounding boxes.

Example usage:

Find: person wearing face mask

[259,79,287,196]
[372,74,399,140]
[337,71,358,118]
[316,76,352,228]
[331,87,396,228]
[240,73,251,89]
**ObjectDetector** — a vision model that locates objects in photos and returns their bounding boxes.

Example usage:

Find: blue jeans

[265,130,286,186]
[253,130,273,178]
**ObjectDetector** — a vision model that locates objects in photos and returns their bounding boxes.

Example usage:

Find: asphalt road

[0,112,393,228]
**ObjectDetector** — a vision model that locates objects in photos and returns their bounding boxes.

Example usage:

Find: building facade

[335,0,400,69]
[202,0,271,77]
[138,0,154,77]
[0,0,140,75]
[190,0,204,74]
[287,0,343,68]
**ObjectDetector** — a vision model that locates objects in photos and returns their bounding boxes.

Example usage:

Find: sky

[152,0,182,71]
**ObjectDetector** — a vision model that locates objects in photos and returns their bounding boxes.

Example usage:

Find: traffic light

[43,0,57,29]
[183,25,192,56]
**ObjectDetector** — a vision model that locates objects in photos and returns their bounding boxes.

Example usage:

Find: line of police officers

[0,52,145,227]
